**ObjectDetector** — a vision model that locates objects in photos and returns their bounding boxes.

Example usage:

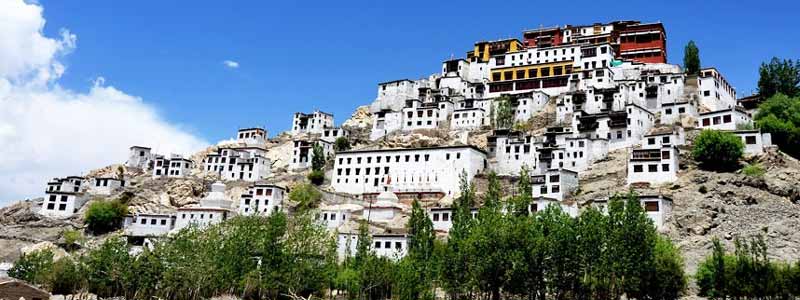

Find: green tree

[84,200,128,234]
[692,130,744,171]
[51,257,84,296]
[683,40,700,75]
[646,236,687,300]
[755,93,800,158]
[440,171,475,299]
[493,96,514,129]
[311,143,326,171]
[396,201,435,300]
[335,136,351,152]
[468,172,509,300]
[289,183,322,213]
[8,249,54,287]
[757,57,800,98]
[307,170,325,185]
[83,236,134,298]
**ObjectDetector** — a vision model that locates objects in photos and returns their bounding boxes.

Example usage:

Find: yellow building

[466,39,522,63]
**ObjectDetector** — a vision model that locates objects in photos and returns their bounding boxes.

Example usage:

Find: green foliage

[334,136,351,152]
[288,183,322,213]
[683,40,701,75]
[696,235,800,299]
[649,236,688,300]
[62,229,85,251]
[307,169,325,185]
[8,249,54,286]
[692,130,744,171]
[84,200,128,234]
[82,236,135,298]
[742,163,766,177]
[493,95,514,129]
[757,57,800,98]
[755,93,800,158]
[51,257,84,296]
[311,143,326,171]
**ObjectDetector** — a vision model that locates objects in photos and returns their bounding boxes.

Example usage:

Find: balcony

[631,149,663,161]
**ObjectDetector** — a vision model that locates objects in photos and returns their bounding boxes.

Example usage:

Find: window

[662,164,670,172]
[665,108,672,115]
[702,118,710,126]
[644,201,659,212]
[634,165,643,173]
[540,185,547,194]
[395,242,402,250]
[375,241,381,248]
[384,241,391,248]
[58,204,66,211]
[552,185,560,193]
[663,136,670,144]
[648,164,658,172]
[433,213,439,221]
[443,212,450,221]
[745,136,757,145]
[662,151,670,159]
[723,115,732,123]
[648,138,655,145]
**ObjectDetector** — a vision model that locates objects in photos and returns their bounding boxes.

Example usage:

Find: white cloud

[222,60,239,69]
[0,0,209,205]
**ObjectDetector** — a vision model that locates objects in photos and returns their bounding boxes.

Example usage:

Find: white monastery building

[332,145,487,197]
[238,183,286,216]
[39,176,87,218]
[292,110,334,135]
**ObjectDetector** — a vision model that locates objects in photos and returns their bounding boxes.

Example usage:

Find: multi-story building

[321,127,349,143]
[698,68,737,111]
[40,176,86,218]
[152,154,193,178]
[486,129,536,176]
[126,146,153,169]
[697,107,752,130]
[173,182,235,231]
[627,145,679,186]
[467,39,523,63]
[292,110,334,135]
[401,98,453,131]
[575,103,655,150]
[204,147,271,182]
[561,136,609,172]
[618,22,667,64]
[238,183,286,216]
[89,177,125,195]
[332,146,487,198]
[290,138,333,170]
[236,127,268,145]
[531,168,579,201]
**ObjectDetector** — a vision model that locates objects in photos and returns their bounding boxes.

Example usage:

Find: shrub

[62,229,85,251]
[742,163,766,177]
[311,143,326,172]
[699,185,708,194]
[8,249,54,286]
[307,169,325,185]
[84,200,128,234]
[334,137,351,152]
[51,257,83,295]
[692,130,744,171]
[289,183,322,213]
[754,93,800,158]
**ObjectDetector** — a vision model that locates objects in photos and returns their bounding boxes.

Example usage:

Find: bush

[755,93,800,158]
[62,229,85,251]
[307,169,325,185]
[8,249,54,286]
[742,163,766,177]
[289,183,322,213]
[699,185,708,194]
[84,200,128,234]
[334,137,351,152]
[692,130,744,171]
[51,257,83,295]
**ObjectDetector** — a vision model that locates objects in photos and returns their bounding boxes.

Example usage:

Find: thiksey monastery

[36,20,773,259]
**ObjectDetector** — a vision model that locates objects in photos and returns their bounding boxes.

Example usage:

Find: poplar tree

[683,40,700,75]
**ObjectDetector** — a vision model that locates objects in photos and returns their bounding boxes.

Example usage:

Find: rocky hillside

[1,104,800,286]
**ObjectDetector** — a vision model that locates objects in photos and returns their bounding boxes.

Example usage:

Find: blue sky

[38,0,800,143]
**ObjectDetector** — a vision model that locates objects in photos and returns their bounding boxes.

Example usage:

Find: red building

[618,22,667,64]
[522,27,563,48]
